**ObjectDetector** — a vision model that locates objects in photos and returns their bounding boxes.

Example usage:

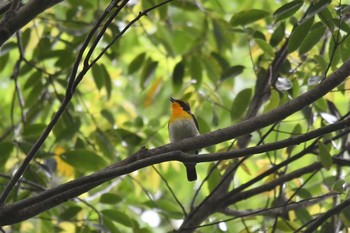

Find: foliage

[0,0,350,232]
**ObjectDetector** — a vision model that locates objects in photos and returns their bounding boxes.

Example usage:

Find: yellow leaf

[54,147,74,178]
[144,77,163,107]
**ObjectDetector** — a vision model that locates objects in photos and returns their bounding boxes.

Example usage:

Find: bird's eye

[179,100,190,111]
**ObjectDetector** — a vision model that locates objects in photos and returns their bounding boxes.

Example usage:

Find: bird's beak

[170,97,175,102]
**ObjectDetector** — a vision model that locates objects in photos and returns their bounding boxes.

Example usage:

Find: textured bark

[0,0,63,47]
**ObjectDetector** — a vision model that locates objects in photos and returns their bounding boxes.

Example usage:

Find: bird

[168,97,200,181]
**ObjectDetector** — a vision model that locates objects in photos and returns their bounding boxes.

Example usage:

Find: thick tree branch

[0,115,349,225]
[0,0,63,47]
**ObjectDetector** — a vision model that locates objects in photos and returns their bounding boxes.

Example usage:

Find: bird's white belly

[168,119,199,142]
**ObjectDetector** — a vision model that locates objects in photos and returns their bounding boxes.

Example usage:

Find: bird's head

[170,97,191,113]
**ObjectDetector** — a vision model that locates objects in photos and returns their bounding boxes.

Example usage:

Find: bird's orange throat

[170,102,192,123]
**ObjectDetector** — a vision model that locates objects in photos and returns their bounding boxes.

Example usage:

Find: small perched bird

[168,97,200,181]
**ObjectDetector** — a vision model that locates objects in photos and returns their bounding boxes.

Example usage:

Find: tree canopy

[1,0,350,232]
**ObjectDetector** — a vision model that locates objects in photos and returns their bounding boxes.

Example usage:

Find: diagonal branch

[0,0,172,206]
[0,114,349,225]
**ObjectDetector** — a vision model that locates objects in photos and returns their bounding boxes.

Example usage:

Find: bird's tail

[185,163,197,181]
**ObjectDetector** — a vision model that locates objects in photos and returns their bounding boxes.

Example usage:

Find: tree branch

[0,0,63,47]
[0,115,349,225]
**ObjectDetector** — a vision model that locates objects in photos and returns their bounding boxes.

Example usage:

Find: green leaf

[211,52,230,70]
[332,179,345,193]
[101,64,112,99]
[53,115,81,143]
[101,209,132,227]
[0,142,13,168]
[231,88,252,121]
[264,89,280,113]
[299,22,326,54]
[102,217,122,233]
[140,59,158,89]
[91,64,104,90]
[302,0,331,23]
[318,142,333,170]
[61,149,107,172]
[128,52,146,74]
[207,163,222,192]
[230,9,270,27]
[221,65,245,81]
[273,0,303,22]
[21,28,32,51]
[60,206,82,221]
[24,71,41,90]
[94,129,115,159]
[172,61,185,92]
[196,116,210,134]
[318,7,334,32]
[288,17,314,53]
[156,199,183,218]
[22,124,47,142]
[341,206,350,227]
[295,208,312,224]
[101,109,115,125]
[112,128,143,145]
[25,81,44,108]
[255,38,274,57]
[100,193,123,204]
[270,22,285,46]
